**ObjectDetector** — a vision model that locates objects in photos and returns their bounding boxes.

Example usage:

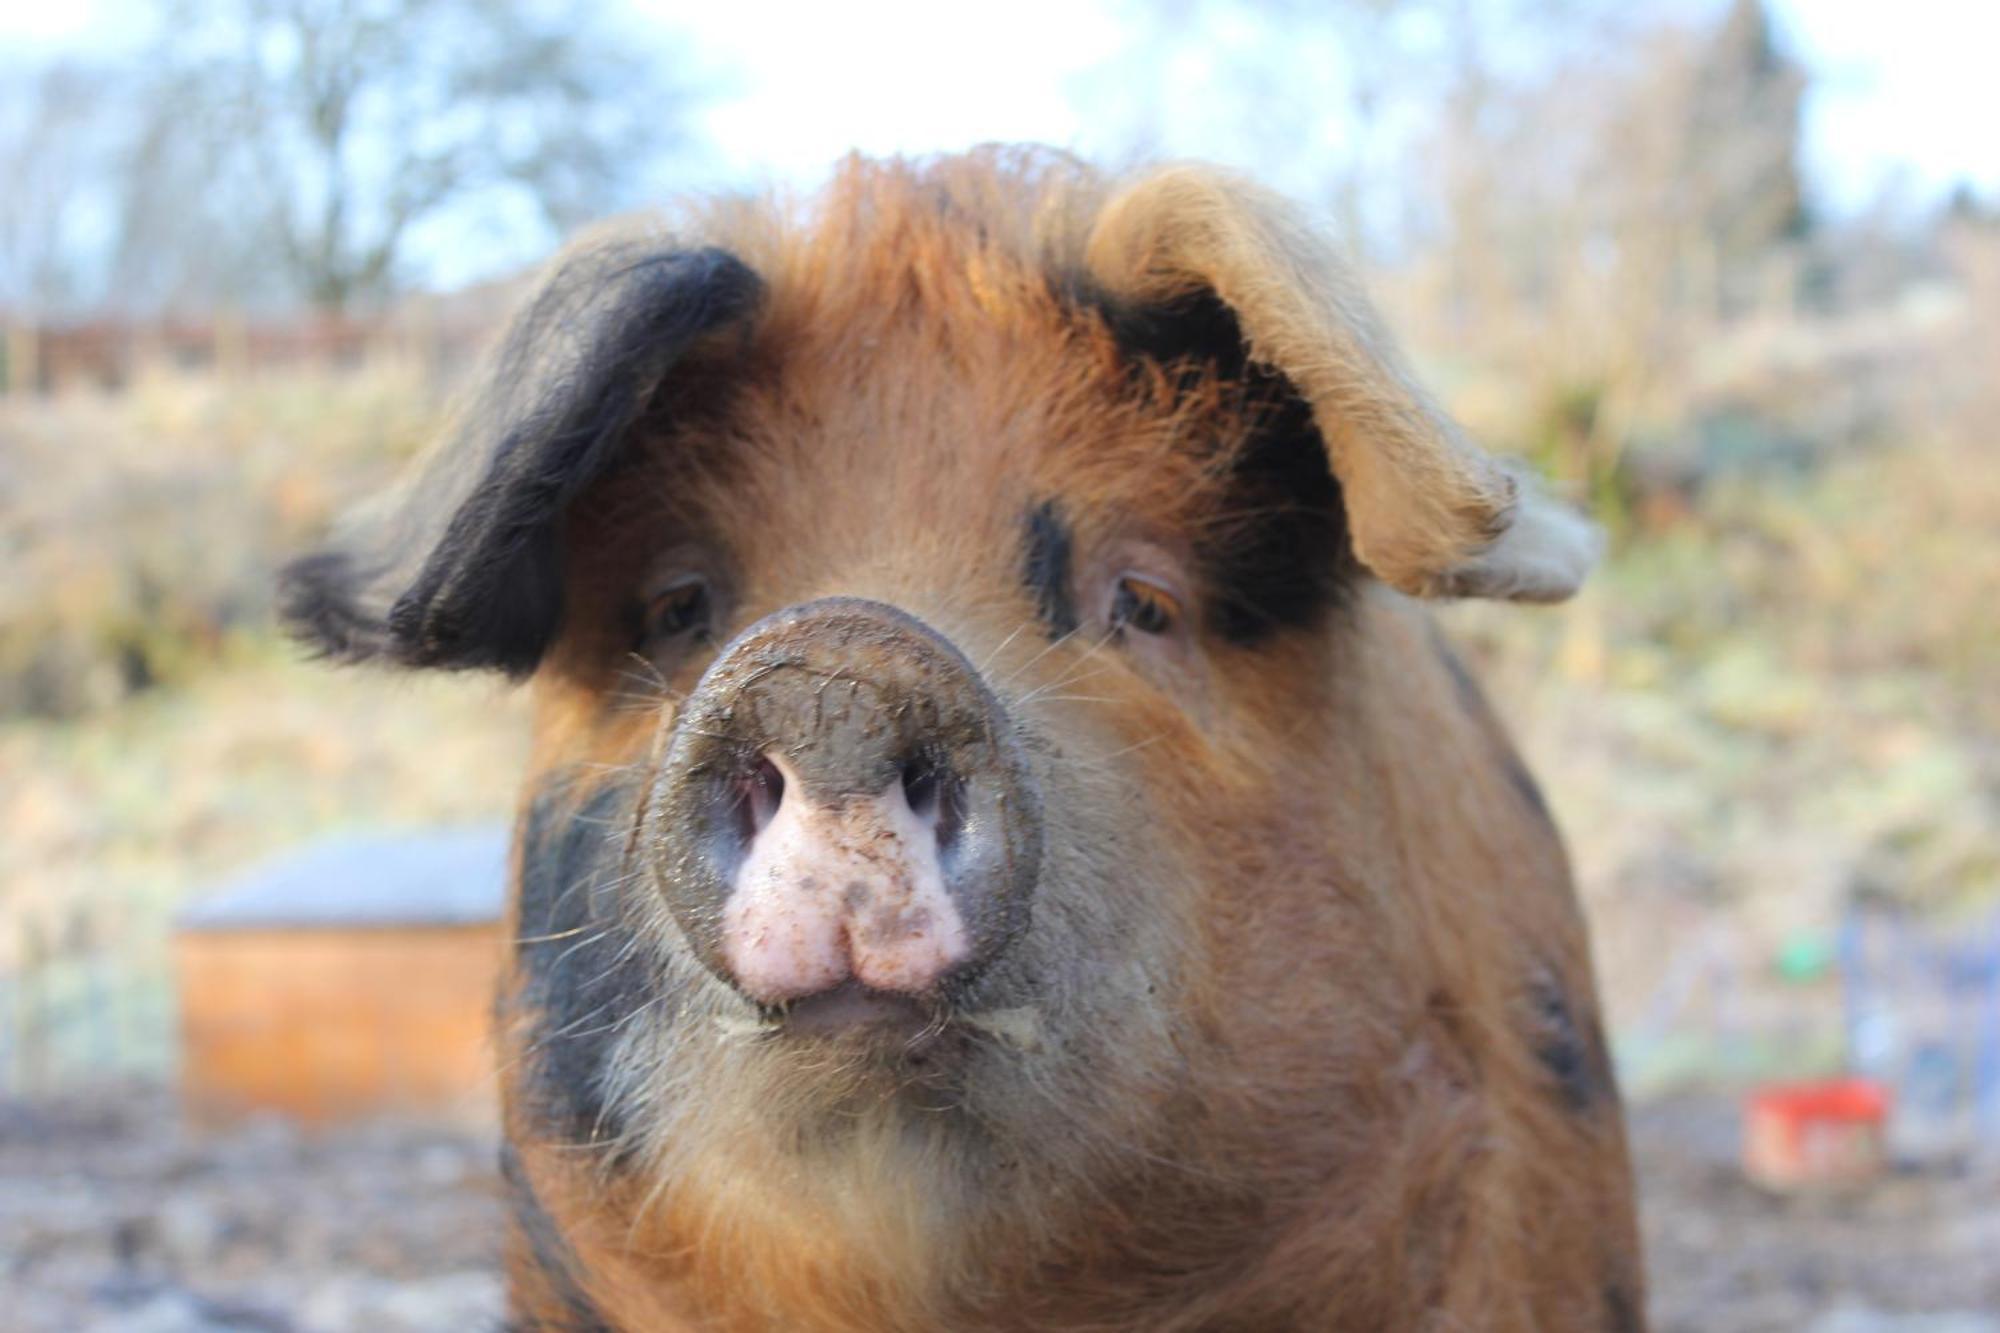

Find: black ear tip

[384,583,482,672]
[278,550,391,663]
[283,240,760,677]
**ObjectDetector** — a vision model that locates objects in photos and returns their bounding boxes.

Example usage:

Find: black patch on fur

[512,778,651,1149]
[1203,389,1349,643]
[1432,630,1557,829]
[499,1142,611,1332]
[1502,748,1556,828]
[1434,632,1485,718]
[281,245,763,675]
[1093,284,1258,382]
[1527,967,1615,1115]
[1603,1279,1644,1333]
[1073,284,1353,645]
[280,550,393,666]
[1022,500,1080,639]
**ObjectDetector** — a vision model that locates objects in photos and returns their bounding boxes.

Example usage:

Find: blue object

[178,825,511,930]
[1842,903,2000,1149]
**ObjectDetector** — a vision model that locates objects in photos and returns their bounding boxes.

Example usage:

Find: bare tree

[1076,0,1656,262]
[1075,0,1817,530]
[0,60,127,316]
[1683,0,1808,314]
[127,0,705,313]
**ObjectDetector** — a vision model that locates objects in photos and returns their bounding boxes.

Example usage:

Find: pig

[282,147,1643,1331]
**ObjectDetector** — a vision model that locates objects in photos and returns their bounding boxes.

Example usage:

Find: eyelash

[1109,574,1181,636]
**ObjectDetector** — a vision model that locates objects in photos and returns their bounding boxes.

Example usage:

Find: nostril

[736,755,786,844]
[901,757,939,822]
[901,756,964,855]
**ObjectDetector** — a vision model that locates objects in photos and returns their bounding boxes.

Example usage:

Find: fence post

[3,321,40,396]
[215,307,247,380]
[0,941,14,1095]
[20,916,48,1094]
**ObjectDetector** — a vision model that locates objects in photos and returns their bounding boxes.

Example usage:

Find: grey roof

[177,824,511,930]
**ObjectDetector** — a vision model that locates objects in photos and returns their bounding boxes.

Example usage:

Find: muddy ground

[3,1087,1995,1332]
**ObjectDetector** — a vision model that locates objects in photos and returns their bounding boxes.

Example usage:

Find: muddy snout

[649,598,1044,1007]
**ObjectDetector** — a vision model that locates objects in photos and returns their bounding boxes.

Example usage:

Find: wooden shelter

[175,825,510,1125]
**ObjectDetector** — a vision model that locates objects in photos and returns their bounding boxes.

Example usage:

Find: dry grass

[1446,424,2000,1064]
[1432,248,2000,1079]
[0,360,442,716]
[0,360,525,988]
[0,646,526,963]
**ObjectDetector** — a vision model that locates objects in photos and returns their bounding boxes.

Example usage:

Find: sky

[646,0,2000,216]
[4,0,1996,285]
[1765,0,2000,211]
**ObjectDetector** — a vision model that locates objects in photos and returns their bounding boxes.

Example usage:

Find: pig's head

[283,152,1631,1328]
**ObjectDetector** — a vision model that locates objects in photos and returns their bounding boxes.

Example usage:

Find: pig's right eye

[642,575,715,645]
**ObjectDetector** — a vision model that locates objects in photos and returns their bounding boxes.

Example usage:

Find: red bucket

[1742,1077,1891,1189]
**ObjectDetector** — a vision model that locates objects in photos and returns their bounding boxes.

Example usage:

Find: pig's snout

[722,750,967,1000]
[649,598,1044,1008]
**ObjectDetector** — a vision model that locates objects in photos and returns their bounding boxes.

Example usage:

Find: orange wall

[176,923,502,1126]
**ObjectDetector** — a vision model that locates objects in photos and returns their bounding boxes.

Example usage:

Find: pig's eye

[1109,574,1181,636]
[643,575,715,643]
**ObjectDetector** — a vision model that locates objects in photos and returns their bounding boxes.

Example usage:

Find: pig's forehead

[611,161,1268,545]
[645,271,1242,536]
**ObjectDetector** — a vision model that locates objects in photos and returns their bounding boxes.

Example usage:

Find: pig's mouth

[762,980,944,1038]
[711,979,1044,1061]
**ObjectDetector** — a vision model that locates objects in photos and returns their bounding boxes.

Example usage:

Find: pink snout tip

[720,758,970,1005]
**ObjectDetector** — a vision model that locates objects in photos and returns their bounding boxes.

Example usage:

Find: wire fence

[0,899,176,1099]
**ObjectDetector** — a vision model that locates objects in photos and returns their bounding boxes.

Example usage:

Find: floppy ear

[280,226,763,673]
[1084,165,1597,602]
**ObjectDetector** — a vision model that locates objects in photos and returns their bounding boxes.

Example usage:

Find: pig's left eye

[1109,574,1182,636]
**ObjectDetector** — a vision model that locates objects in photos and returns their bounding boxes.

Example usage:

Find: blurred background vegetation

[1,0,1997,1324]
